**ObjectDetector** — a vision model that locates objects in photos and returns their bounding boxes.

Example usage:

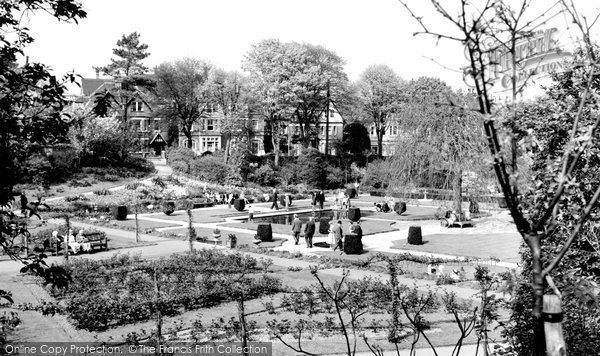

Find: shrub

[252,165,279,186]
[319,218,330,234]
[93,189,111,196]
[297,148,327,189]
[256,224,273,242]
[233,199,245,212]
[407,226,423,245]
[164,201,175,216]
[111,205,128,220]
[436,274,455,285]
[346,187,357,198]
[394,202,407,215]
[125,182,143,190]
[189,155,229,183]
[348,207,361,222]
[343,234,363,254]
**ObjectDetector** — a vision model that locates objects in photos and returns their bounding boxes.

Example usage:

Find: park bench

[442,212,473,228]
[52,231,108,255]
[196,236,221,246]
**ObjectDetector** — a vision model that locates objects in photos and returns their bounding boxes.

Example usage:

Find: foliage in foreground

[47,251,282,331]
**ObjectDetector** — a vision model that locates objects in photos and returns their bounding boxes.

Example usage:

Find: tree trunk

[224,134,231,164]
[376,128,384,158]
[272,132,280,167]
[237,298,249,356]
[453,169,463,213]
[530,236,546,356]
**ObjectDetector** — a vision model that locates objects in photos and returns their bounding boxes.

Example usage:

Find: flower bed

[49,251,282,331]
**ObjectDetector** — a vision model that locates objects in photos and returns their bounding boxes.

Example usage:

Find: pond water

[243,209,373,225]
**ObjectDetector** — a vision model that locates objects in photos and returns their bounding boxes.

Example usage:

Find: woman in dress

[328,220,336,250]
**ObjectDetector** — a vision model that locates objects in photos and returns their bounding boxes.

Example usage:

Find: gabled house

[75,75,166,157]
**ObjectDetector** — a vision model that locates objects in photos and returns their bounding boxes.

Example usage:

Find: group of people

[51,229,91,254]
[270,189,292,210]
[291,214,316,247]
[289,213,362,253]
[310,190,327,211]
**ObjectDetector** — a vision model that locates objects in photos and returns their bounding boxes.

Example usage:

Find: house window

[330,109,335,117]
[206,103,217,113]
[192,140,197,151]
[389,125,398,136]
[320,126,325,136]
[206,119,214,131]
[370,125,376,136]
[332,126,337,135]
[201,137,220,152]
[252,120,259,130]
[132,101,144,112]
[139,119,148,132]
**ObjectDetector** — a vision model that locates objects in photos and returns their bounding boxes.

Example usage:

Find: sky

[23,0,599,93]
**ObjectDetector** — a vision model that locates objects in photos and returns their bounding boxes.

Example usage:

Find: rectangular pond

[241,209,373,225]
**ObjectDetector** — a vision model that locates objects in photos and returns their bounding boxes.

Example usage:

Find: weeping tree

[400,0,600,354]
[393,78,488,213]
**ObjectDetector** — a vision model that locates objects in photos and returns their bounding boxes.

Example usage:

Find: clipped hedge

[257,224,273,242]
[407,226,423,245]
[111,205,127,220]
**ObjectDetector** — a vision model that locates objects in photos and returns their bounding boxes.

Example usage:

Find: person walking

[318,190,325,210]
[304,216,315,248]
[271,188,279,210]
[332,220,344,253]
[291,214,302,245]
[311,191,317,211]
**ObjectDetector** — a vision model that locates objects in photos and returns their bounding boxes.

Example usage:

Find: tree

[0,0,86,345]
[101,32,149,77]
[398,78,487,213]
[243,40,349,158]
[95,32,155,125]
[287,43,348,148]
[400,1,600,354]
[356,65,404,158]
[210,69,249,163]
[154,58,212,149]
[341,122,371,167]
[243,39,294,167]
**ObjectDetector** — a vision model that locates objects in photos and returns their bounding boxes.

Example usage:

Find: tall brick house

[76,76,166,157]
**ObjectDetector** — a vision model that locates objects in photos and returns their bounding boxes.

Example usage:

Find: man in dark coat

[271,188,279,210]
[318,190,325,210]
[304,216,316,248]
[332,220,344,252]
[291,214,302,245]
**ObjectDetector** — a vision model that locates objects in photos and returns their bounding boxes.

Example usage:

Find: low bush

[93,189,111,196]
[52,252,282,331]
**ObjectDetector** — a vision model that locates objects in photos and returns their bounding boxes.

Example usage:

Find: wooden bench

[84,232,108,251]
[196,236,221,246]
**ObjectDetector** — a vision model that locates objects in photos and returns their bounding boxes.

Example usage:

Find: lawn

[391,232,522,262]
[220,217,398,237]
[160,226,286,249]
